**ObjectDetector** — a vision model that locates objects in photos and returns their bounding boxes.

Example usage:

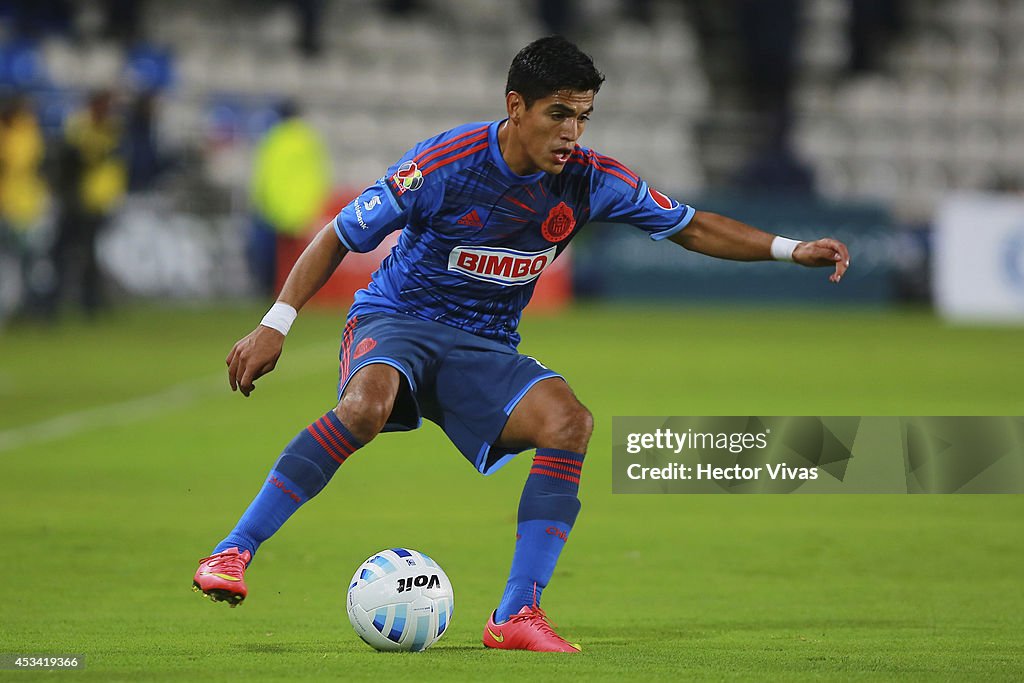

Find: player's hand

[225,325,285,397]
[793,238,851,283]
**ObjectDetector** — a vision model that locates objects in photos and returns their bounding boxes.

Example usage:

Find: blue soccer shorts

[336,312,562,474]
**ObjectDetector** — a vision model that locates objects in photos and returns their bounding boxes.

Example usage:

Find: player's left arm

[669,210,851,283]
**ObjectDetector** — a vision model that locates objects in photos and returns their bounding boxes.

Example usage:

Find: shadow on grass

[233,643,314,654]
[231,642,491,655]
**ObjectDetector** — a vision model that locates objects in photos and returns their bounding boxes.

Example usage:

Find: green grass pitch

[1,303,1022,681]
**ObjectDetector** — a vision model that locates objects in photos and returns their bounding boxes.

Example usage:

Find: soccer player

[193,36,850,653]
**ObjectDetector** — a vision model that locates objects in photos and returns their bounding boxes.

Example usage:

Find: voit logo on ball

[347,548,454,653]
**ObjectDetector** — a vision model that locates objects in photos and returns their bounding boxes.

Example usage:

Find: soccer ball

[346,548,454,652]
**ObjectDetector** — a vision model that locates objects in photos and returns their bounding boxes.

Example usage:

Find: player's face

[507,89,594,175]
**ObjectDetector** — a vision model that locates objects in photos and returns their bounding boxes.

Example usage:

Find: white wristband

[260,302,298,336]
[770,236,801,262]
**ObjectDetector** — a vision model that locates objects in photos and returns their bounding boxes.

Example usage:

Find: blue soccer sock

[495,448,584,623]
[213,411,363,559]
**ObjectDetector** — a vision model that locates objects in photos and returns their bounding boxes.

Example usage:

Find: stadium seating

[16,0,705,194]
[793,0,1022,218]
[11,0,1019,221]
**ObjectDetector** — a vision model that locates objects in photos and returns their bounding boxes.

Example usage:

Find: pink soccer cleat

[192,547,251,607]
[482,605,581,653]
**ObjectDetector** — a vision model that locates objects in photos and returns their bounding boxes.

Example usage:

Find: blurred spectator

[290,0,324,58]
[735,0,800,130]
[732,0,809,194]
[0,94,48,236]
[0,93,49,317]
[621,0,654,26]
[0,40,48,90]
[533,0,658,36]
[1,0,74,40]
[47,90,126,318]
[248,100,330,296]
[537,0,574,36]
[125,44,176,92]
[384,0,424,17]
[848,0,907,75]
[734,128,816,195]
[124,90,165,192]
[102,0,145,47]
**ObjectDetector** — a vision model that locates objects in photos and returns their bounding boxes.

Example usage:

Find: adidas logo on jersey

[457,209,484,228]
[448,245,556,286]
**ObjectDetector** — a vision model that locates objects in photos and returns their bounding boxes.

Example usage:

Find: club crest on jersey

[353,338,377,359]
[391,161,423,194]
[541,202,576,243]
[648,186,678,210]
[449,245,557,286]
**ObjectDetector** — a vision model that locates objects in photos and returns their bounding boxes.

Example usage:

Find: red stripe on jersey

[503,195,537,214]
[565,155,624,182]
[567,150,640,188]
[413,125,490,165]
[593,160,638,188]
[594,153,639,182]
[529,467,580,484]
[421,141,488,175]
[416,130,488,168]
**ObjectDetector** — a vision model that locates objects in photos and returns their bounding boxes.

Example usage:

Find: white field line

[0,343,338,454]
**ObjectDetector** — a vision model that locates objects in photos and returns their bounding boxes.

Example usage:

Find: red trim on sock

[321,415,357,454]
[534,455,584,468]
[529,467,580,484]
[532,461,582,477]
[311,418,351,462]
[307,424,346,465]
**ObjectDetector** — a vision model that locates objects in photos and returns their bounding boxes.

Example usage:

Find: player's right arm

[227,131,447,397]
[584,150,849,281]
[226,223,348,397]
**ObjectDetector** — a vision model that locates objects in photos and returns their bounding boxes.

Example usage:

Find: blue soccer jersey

[334,120,695,348]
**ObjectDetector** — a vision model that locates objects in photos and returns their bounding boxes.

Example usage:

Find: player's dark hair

[505,35,605,107]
